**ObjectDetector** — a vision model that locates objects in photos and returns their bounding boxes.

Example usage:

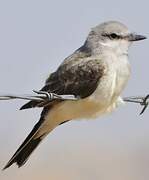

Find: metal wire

[0,90,148,114]
[123,95,149,115]
[0,90,77,101]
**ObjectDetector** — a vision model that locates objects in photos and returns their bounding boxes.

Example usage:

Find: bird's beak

[128,33,147,41]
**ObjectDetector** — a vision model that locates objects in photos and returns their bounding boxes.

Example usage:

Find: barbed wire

[0,90,148,115]
[123,95,149,115]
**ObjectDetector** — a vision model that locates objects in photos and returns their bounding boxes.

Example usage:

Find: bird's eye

[109,33,120,39]
[109,33,118,39]
[102,33,121,40]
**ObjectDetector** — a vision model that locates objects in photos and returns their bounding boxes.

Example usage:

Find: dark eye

[109,33,119,39]
[102,33,120,39]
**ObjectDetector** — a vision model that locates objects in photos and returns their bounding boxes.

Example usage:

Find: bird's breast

[89,54,130,108]
[45,55,131,123]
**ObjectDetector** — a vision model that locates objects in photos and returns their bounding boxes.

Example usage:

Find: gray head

[85,21,147,55]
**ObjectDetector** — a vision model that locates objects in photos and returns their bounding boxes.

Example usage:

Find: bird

[3,21,147,170]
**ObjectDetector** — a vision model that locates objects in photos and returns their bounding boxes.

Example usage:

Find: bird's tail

[3,108,51,170]
[3,134,46,170]
[3,103,66,170]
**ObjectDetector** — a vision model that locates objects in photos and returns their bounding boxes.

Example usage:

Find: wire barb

[123,95,149,115]
[0,91,149,114]
[139,94,149,115]
[0,90,77,102]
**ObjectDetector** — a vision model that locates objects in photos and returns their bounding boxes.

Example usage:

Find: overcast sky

[0,0,149,180]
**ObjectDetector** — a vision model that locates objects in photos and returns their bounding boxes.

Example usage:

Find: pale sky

[0,0,149,180]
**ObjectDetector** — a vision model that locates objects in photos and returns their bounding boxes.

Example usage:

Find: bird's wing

[3,48,106,169]
[20,49,105,110]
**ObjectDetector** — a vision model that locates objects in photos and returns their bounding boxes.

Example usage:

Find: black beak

[128,33,147,41]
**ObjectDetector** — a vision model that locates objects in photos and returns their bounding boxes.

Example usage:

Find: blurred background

[0,0,149,179]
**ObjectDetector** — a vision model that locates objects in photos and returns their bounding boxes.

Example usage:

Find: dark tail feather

[3,135,44,170]
[3,108,49,170]
[3,108,50,170]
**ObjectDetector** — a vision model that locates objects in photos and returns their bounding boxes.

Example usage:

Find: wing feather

[20,48,105,109]
[4,46,106,169]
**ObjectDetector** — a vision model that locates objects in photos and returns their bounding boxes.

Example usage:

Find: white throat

[99,40,130,56]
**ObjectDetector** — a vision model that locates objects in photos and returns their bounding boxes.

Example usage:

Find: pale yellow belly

[36,59,130,137]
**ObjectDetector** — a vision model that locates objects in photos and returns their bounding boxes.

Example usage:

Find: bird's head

[86,21,147,56]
